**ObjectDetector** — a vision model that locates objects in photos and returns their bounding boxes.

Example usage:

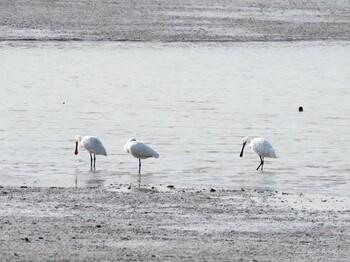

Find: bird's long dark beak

[74,141,78,155]
[239,142,246,157]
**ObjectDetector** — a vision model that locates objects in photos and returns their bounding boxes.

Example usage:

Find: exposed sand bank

[1,0,350,42]
[0,185,349,261]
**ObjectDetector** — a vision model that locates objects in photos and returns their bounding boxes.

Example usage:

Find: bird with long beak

[75,135,107,170]
[240,136,276,171]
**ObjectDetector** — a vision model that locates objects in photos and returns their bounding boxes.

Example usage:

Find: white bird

[124,138,159,186]
[239,136,276,171]
[74,135,107,170]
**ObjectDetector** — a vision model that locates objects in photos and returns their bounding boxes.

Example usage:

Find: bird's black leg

[257,155,264,171]
[261,156,264,171]
[256,162,262,171]
[138,159,141,188]
[94,154,96,170]
[90,153,93,170]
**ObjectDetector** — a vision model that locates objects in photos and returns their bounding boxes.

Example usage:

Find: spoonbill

[74,135,107,169]
[239,136,276,171]
[124,138,159,186]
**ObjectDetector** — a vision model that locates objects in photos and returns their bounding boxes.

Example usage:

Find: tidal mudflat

[0,185,349,261]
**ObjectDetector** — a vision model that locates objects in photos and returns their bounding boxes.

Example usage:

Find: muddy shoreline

[1,0,350,42]
[0,185,349,261]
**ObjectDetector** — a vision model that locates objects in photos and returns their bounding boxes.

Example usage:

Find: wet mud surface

[0,185,349,261]
[1,0,350,41]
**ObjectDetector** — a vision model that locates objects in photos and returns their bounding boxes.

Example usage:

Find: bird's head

[240,136,251,157]
[124,138,137,154]
[75,135,83,143]
[74,135,83,155]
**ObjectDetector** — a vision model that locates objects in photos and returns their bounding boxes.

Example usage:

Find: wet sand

[1,0,350,41]
[0,185,349,261]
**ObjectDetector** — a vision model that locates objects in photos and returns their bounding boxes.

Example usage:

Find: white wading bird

[239,136,276,171]
[124,138,159,186]
[74,135,107,169]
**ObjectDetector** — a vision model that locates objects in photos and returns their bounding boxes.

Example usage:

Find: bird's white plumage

[249,137,276,158]
[74,135,107,169]
[80,136,107,156]
[240,136,276,171]
[124,138,159,187]
[124,138,159,159]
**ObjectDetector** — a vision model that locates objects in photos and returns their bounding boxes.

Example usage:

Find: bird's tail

[153,152,159,158]
[102,148,107,156]
[150,148,159,158]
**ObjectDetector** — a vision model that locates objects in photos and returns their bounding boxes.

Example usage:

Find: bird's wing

[83,137,107,156]
[262,140,276,158]
[130,142,159,159]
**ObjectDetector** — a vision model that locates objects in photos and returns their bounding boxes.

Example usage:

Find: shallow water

[0,41,349,196]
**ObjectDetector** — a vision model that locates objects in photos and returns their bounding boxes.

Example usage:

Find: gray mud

[0,185,349,261]
[1,0,350,41]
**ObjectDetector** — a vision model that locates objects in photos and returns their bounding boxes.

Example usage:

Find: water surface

[0,41,349,196]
